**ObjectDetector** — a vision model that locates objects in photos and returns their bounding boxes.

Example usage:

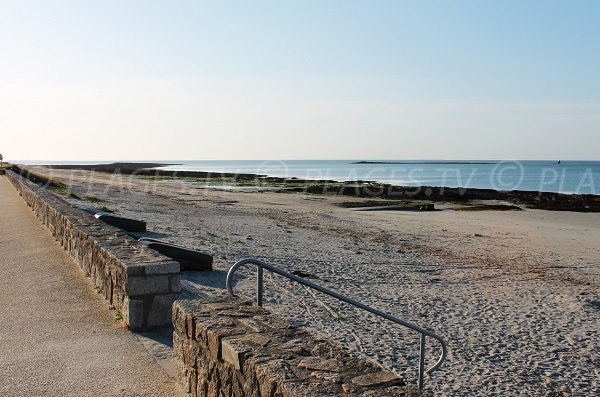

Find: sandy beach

[27,166,600,396]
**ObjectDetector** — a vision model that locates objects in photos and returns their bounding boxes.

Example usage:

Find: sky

[1,0,599,161]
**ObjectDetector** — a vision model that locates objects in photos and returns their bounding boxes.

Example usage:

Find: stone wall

[173,292,421,397]
[6,170,180,330]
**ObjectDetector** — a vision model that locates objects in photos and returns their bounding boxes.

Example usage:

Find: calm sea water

[19,160,600,195]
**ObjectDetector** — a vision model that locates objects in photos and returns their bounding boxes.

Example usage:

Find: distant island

[352,161,498,165]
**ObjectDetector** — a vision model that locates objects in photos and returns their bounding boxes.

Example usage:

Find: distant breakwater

[40,163,600,212]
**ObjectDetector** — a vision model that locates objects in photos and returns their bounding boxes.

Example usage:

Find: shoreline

[31,162,600,212]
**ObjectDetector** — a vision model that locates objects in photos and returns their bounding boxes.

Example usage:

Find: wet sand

[25,167,600,396]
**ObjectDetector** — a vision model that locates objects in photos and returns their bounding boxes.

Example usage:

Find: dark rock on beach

[419,204,435,211]
[289,183,600,212]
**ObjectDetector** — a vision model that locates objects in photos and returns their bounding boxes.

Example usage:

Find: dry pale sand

[33,167,600,396]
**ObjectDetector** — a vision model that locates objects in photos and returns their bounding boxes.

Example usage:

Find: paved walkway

[0,176,175,397]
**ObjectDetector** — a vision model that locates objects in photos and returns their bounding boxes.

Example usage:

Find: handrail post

[257,264,264,306]
[418,333,426,390]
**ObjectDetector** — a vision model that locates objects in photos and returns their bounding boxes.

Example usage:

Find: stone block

[143,260,180,275]
[127,299,145,331]
[202,318,243,362]
[221,338,251,371]
[124,264,146,276]
[145,293,179,329]
[170,274,181,293]
[297,357,342,372]
[128,275,171,296]
[350,371,405,388]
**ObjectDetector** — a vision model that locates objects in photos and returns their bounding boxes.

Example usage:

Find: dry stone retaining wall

[173,292,421,397]
[6,170,180,330]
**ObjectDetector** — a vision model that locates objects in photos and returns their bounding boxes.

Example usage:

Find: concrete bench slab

[139,238,213,271]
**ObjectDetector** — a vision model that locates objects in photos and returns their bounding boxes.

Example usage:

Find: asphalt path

[0,176,175,397]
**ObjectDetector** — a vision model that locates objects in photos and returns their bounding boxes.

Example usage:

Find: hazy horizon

[2,1,599,161]
[10,158,600,163]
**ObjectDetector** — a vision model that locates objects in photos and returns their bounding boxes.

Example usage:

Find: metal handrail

[226,258,447,390]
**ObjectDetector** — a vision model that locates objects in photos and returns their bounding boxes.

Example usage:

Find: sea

[18,160,600,195]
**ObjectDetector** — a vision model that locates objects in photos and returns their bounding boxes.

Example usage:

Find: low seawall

[6,170,180,330]
[173,293,419,397]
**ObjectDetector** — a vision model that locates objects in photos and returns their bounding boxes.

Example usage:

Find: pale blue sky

[1,1,599,160]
